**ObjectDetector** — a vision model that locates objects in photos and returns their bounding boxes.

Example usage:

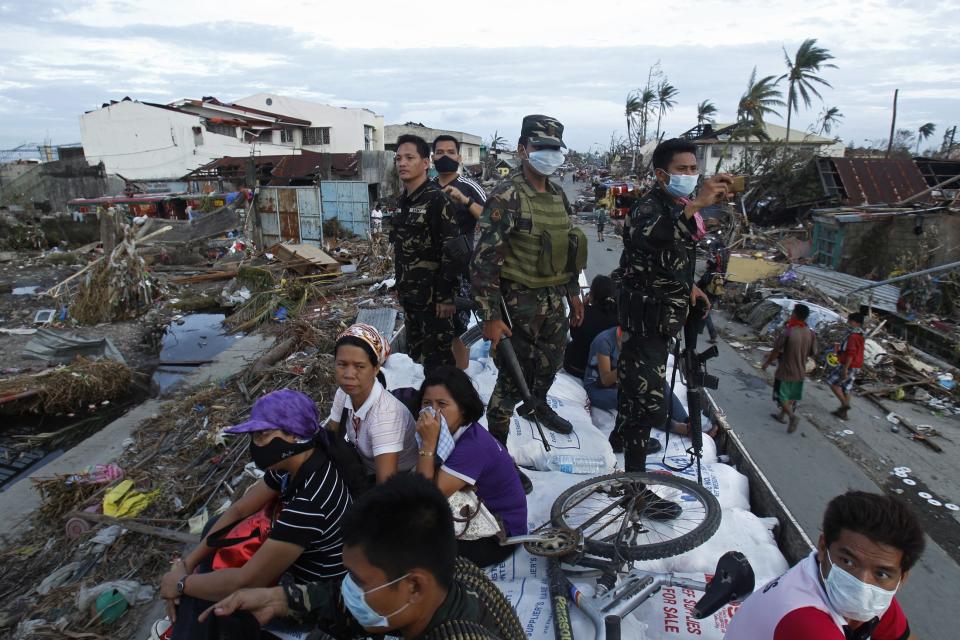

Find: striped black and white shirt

[264,448,350,582]
[434,174,487,239]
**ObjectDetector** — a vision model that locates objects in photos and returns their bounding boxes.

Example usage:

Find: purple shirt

[442,422,528,537]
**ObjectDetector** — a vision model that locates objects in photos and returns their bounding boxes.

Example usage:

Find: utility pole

[885,89,898,159]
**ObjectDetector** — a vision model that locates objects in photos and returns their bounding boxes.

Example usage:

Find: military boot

[624,436,680,521]
[518,402,573,435]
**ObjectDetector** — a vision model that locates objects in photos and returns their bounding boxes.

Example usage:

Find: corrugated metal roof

[793,264,900,313]
[827,158,929,205]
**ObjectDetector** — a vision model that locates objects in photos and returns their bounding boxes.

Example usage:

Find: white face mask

[820,550,899,621]
[526,149,565,176]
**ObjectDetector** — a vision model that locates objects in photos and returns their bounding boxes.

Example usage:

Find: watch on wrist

[283,582,307,613]
[176,574,188,596]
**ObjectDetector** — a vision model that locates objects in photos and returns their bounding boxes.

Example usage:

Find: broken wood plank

[859,377,939,397]
[64,510,199,545]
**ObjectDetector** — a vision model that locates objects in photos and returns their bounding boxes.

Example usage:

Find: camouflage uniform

[471,115,586,445]
[392,179,460,371]
[615,185,698,471]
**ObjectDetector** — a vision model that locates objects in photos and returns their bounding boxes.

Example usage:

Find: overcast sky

[1,0,958,157]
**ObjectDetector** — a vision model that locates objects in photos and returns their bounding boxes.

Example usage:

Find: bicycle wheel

[550,471,721,561]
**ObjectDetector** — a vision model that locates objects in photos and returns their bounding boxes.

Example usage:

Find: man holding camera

[612,138,731,472]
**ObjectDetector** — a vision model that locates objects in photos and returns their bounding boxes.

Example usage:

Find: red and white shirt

[725,552,910,640]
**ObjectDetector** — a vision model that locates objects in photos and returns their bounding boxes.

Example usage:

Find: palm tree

[817,106,844,136]
[738,67,785,128]
[625,92,643,171]
[696,100,718,127]
[916,122,936,154]
[489,131,505,152]
[715,69,784,173]
[779,38,836,142]
[654,80,679,141]
[637,87,657,144]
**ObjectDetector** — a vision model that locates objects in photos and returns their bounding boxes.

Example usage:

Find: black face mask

[249,436,314,471]
[433,155,459,174]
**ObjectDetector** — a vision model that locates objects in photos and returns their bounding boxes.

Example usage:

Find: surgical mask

[341,572,411,628]
[248,436,313,471]
[662,173,699,198]
[433,155,459,174]
[820,551,898,621]
[526,149,565,176]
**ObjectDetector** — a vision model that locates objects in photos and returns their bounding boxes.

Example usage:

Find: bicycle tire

[550,471,721,561]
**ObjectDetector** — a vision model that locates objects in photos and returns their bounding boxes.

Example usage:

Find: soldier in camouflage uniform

[472,115,587,492]
[391,134,461,372]
[614,138,731,472]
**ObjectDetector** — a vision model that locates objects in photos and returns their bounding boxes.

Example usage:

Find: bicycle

[459,296,752,640]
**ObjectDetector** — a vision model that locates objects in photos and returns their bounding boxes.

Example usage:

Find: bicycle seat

[692,551,755,619]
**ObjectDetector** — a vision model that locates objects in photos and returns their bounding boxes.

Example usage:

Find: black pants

[615,329,670,472]
[457,536,516,568]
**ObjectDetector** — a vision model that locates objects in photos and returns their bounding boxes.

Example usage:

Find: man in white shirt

[725,491,923,640]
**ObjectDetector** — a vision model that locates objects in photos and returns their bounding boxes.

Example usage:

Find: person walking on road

[391,134,460,372]
[828,312,865,421]
[595,206,608,242]
[471,114,587,494]
[762,303,818,433]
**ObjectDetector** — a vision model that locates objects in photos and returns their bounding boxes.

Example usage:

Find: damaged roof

[793,264,900,313]
[816,157,931,206]
[186,151,360,185]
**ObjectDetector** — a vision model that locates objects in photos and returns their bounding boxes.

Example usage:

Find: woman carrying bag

[158,389,350,639]
[415,366,528,567]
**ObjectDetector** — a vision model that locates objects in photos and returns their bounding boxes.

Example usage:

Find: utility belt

[618,284,687,338]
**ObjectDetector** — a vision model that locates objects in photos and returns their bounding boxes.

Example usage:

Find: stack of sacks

[383,349,787,640]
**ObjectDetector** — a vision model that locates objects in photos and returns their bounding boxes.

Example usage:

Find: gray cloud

[0,3,958,157]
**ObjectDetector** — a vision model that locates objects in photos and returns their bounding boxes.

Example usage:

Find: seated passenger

[725,490,924,640]
[583,325,621,411]
[563,274,618,378]
[202,474,523,640]
[327,323,418,484]
[159,389,350,640]
[415,365,528,567]
[595,330,716,445]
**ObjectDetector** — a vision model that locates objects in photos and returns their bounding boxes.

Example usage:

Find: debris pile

[0,245,399,638]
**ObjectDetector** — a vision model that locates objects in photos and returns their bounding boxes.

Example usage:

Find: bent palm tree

[715,69,784,173]
[697,100,718,127]
[638,87,657,144]
[738,67,784,127]
[654,80,679,141]
[817,106,844,136]
[779,38,836,143]
[916,122,936,155]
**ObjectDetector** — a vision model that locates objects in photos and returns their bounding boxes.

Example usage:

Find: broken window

[304,127,331,146]
[192,126,203,146]
[207,123,236,138]
[364,125,375,151]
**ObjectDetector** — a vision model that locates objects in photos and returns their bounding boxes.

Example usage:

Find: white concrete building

[80,95,385,180]
[232,93,384,154]
[684,122,845,176]
[385,123,483,167]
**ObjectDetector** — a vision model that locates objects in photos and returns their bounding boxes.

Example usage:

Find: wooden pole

[885,89,899,159]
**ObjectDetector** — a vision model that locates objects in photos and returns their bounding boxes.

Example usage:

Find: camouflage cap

[521,114,566,149]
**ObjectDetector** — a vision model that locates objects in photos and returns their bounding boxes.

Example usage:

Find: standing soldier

[472,115,587,493]
[613,138,730,472]
[391,134,460,372]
